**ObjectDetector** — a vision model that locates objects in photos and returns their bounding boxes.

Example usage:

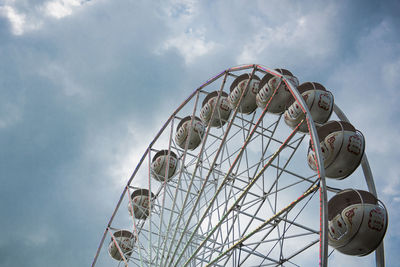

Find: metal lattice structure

[92,64,386,267]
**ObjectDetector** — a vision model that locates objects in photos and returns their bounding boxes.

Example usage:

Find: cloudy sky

[1,0,399,266]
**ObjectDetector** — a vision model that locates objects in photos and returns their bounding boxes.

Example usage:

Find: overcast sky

[1,0,399,266]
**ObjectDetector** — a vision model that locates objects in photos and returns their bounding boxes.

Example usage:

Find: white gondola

[308,120,365,179]
[256,68,299,114]
[228,73,260,114]
[108,230,135,261]
[128,189,155,220]
[200,91,231,127]
[284,82,334,133]
[151,150,179,182]
[328,189,388,256]
[175,116,205,150]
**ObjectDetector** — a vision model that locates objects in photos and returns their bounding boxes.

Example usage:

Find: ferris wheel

[91,64,388,267]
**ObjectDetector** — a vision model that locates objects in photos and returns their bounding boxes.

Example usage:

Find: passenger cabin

[307,120,365,179]
[151,150,178,182]
[175,116,205,150]
[128,189,156,220]
[108,230,135,261]
[228,73,260,114]
[200,91,231,128]
[284,82,334,133]
[328,189,388,256]
[256,68,299,114]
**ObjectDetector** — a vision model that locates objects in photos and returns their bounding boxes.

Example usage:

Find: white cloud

[106,121,153,190]
[236,4,339,65]
[0,0,88,35]
[0,5,24,35]
[0,5,40,35]
[158,27,217,64]
[155,0,219,64]
[42,0,82,19]
[81,110,171,191]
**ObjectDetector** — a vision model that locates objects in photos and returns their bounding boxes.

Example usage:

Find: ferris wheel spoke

[182,119,303,266]
[250,115,282,178]
[158,91,203,266]
[218,124,280,217]
[126,186,145,266]
[151,135,176,255]
[243,246,282,265]
[205,183,318,267]
[162,73,232,267]
[243,231,317,248]
[269,163,317,184]
[242,184,319,266]
[240,203,310,265]
[267,209,319,264]
[237,112,256,187]
[260,136,306,201]
[215,186,240,251]
[236,132,307,244]
[230,117,299,152]
[146,151,155,264]
[278,206,287,263]
[275,239,320,267]
[165,74,263,267]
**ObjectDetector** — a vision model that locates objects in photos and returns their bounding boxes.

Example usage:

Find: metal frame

[91,64,384,267]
